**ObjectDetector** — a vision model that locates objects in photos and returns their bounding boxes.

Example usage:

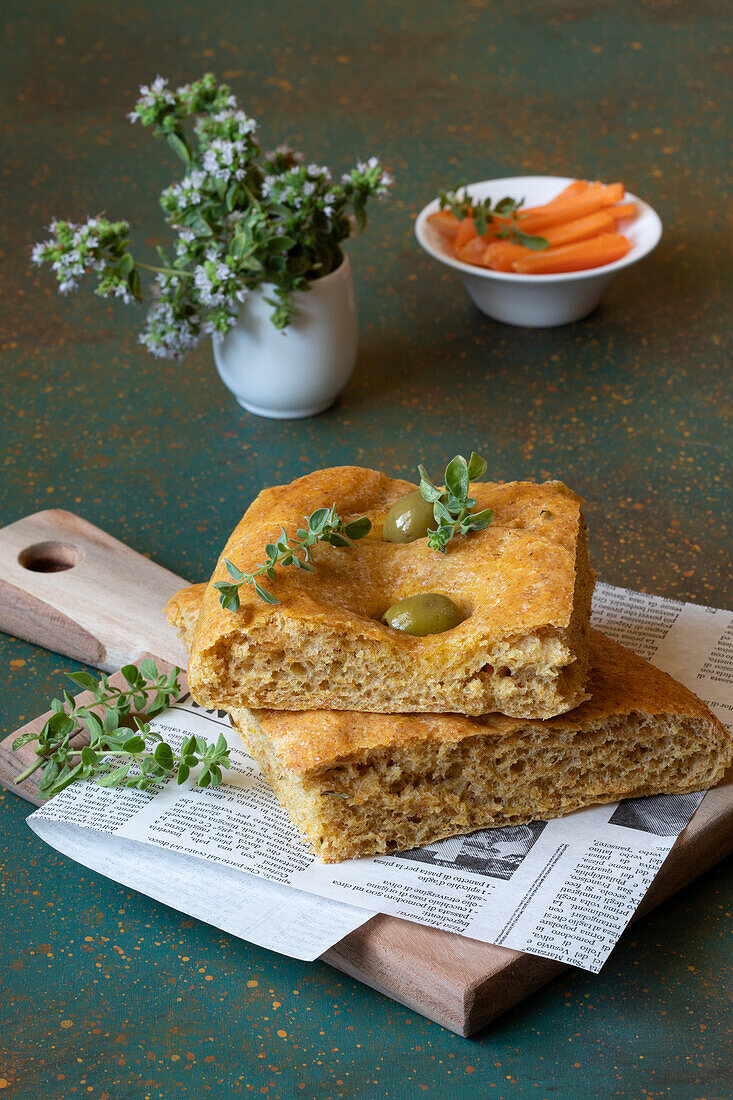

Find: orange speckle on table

[247,979,258,988]
[9,659,25,669]
[60,1019,74,1029]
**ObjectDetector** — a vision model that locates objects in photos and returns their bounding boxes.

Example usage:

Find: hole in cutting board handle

[18,541,83,573]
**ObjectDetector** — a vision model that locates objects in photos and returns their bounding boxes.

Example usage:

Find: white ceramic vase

[212,252,358,419]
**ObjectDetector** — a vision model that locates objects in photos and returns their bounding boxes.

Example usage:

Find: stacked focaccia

[167,466,731,862]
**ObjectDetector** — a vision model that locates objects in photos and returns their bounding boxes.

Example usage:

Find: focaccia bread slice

[168,585,732,863]
[186,467,594,719]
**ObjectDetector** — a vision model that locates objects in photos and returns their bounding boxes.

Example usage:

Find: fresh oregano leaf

[418,451,493,552]
[216,503,371,608]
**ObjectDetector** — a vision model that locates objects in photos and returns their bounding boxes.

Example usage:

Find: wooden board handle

[0,510,189,671]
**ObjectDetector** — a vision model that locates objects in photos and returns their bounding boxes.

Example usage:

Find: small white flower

[30,242,48,266]
[108,282,134,304]
[307,162,331,180]
[193,264,215,303]
[213,108,257,137]
[133,75,176,119]
[202,138,248,182]
[140,297,201,359]
[261,174,281,198]
[377,170,394,199]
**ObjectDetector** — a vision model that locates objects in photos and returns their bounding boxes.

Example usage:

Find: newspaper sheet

[28,583,733,972]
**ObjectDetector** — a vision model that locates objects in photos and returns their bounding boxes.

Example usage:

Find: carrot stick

[547,179,590,204]
[427,210,462,238]
[483,240,531,272]
[454,216,478,249]
[512,234,631,274]
[513,183,625,234]
[492,183,601,229]
[456,236,493,266]
[485,210,614,270]
[490,181,589,229]
[608,202,637,222]
[542,210,616,247]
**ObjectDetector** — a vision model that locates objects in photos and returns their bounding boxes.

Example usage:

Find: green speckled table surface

[2,1,731,1096]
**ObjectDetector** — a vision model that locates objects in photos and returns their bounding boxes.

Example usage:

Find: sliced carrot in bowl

[542,210,616,246]
[483,241,531,271]
[427,210,462,237]
[454,216,479,249]
[608,202,637,222]
[512,233,631,274]
[514,183,625,235]
[456,236,493,266]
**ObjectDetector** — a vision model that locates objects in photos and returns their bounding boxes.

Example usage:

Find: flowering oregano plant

[31,73,393,357]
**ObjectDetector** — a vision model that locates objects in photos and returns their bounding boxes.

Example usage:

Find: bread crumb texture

[168,588,732,864]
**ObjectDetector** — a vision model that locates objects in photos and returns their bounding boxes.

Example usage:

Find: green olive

[382,490,435,543]
[381,593,466,637]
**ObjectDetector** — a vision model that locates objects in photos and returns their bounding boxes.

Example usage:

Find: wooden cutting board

[1,509,732,1037]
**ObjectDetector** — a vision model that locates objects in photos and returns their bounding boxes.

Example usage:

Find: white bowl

[415,175,663,327]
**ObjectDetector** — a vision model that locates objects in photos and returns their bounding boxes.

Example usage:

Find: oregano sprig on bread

[13,660,230,797]
[215,505,372,609]
[418,451,494,553]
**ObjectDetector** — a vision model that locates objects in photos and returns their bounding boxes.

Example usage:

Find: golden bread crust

[185,467,594,718]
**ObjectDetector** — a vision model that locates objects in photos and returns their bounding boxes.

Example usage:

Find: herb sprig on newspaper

[215,505,372,609]
[418,451,494,553]
[13,660,230,797]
